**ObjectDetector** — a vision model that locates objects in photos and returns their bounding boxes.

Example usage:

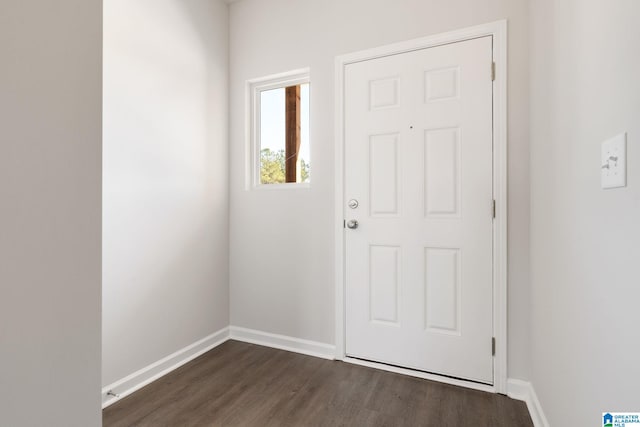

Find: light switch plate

[601,133,627,189]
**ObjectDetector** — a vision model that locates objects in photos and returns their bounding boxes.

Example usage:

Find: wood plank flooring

[103,340,533,427]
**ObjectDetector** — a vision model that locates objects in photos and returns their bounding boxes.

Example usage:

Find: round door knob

[346,220,359,229]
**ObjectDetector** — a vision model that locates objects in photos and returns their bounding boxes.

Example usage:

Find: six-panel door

[344,36,494,384]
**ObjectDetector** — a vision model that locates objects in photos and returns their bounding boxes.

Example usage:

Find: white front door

[344,36,494,384]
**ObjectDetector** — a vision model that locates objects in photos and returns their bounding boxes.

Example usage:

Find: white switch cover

[601,133,627,189]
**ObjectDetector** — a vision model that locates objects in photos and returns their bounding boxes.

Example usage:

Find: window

[249,70,310,187]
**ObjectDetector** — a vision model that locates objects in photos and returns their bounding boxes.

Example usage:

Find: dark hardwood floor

[103,341,533,427]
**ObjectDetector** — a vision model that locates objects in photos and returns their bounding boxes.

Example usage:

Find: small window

[249,70,310,187]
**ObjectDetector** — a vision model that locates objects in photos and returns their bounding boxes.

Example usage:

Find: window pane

[300,83,310,183]
[260,88,286,184]
[258,83,310,185]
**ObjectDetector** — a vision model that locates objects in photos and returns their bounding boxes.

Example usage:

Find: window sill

[251,182,311,191]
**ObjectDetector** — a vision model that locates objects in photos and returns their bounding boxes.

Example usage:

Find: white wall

[529,0,640,424]
[0,0,102,425]
[102,0,229,386]
[229,0,532,380]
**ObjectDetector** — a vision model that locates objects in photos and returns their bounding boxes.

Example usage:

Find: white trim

[507,379,550,427]
[245,68,311,190]
[491,20,509,395]
[344,357,495,394]
[334,20,509,393]
[229,326,336,360]
[334,54,346,360]
[101,327,230,409]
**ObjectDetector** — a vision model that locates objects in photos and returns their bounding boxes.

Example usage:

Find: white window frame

[245,68,311,190]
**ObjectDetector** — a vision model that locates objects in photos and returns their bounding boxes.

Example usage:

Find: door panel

[344,36,494,384]
[369,134,401,216]
[369,245,401,325]
[424,247,460,334]
[424,127,460,217]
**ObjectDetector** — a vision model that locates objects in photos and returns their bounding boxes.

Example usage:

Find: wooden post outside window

[285,85,301,183]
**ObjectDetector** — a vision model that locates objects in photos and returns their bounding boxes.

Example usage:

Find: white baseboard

[229,326,336,360]
[507,379,550,427]
[101,327,230,409]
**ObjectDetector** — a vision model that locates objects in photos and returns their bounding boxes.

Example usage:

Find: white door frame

[334,20,508,394]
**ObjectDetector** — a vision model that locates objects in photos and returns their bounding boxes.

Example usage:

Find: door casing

[334,20,508,394]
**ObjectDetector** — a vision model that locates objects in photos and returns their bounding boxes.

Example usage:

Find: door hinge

[492,199,496,219]
[491,62,496,81]
[492,337,496,356]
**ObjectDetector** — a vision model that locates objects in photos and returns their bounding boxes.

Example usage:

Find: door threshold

[342,356,496,394]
